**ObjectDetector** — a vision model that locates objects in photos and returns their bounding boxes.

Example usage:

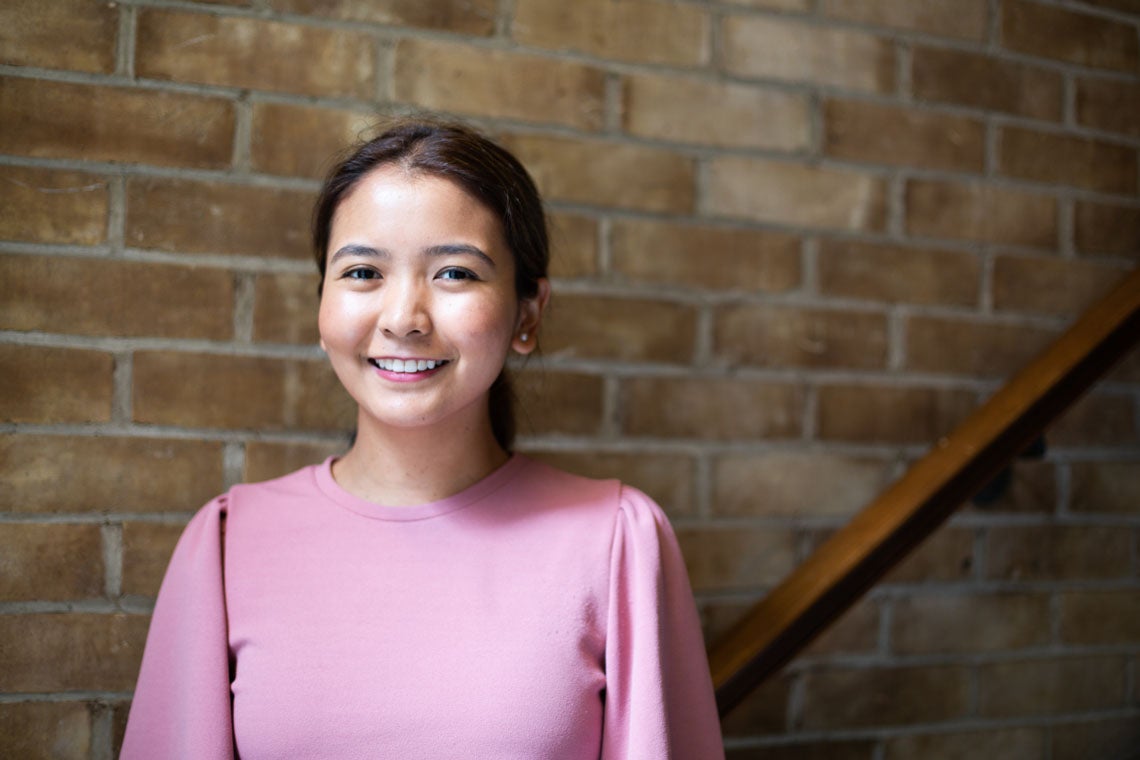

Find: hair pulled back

[312,120,550,452]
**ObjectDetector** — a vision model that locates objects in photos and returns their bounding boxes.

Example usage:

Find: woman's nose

[379,279,431,337]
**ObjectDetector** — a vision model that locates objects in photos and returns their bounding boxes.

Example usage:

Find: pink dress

[121,455,725,759]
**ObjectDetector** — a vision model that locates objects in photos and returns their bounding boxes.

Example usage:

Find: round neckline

[314,453,528,521]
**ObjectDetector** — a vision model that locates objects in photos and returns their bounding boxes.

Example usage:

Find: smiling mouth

[368,358,450,373]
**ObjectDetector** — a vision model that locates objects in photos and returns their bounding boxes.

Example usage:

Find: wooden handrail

[709,266,1140,717]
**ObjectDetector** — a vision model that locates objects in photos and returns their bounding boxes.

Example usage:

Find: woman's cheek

[319,295,374,349]
[442,296,517,345]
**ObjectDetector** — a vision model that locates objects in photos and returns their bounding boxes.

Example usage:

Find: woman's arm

[120,497,235,760]
[602,486,725,759]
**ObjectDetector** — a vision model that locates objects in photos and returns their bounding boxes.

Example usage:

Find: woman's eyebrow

[329,244,386,263]
[424,243,496,268]
[329,243,496,268]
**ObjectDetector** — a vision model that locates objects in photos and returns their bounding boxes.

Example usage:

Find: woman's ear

[511,277,551,355]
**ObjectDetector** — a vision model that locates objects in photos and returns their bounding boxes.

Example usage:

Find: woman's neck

[329,413,510,507]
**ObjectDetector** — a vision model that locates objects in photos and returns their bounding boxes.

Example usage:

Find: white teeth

[374,358,444,373]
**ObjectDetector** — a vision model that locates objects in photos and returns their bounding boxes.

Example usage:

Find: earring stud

[520,332,529,342]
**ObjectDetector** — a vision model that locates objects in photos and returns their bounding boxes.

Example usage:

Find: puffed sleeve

[120,497,235,760]
[602,486,725,759]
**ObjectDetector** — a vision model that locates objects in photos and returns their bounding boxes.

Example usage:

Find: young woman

[121,121,724,759]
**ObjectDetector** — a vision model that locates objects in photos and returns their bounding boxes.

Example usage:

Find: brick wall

[1,0,1138,757]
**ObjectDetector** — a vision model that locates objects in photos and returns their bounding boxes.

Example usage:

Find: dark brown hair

[312,120,550,451]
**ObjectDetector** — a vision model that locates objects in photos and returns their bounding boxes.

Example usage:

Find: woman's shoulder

[187,458,330,524]
[512,454,668,524]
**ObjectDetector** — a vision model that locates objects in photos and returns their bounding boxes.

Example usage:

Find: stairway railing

[708,267,1140,717]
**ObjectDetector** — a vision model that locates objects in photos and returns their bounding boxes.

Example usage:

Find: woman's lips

[369,358,449,373]
[367,357,450,382]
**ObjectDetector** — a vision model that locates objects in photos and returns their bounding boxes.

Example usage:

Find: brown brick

[802,599,880,656]
[1108,345,1140,383]
[905,316,1056,378]
[623,72,810,151]
[0,345,113,424]
[623,377,804,440]
[268,0,495,34]
[707,157,886,231]
[126,176,313,259]
[134,352,296,430]
[1077,77,1140,138]
[111,703,129,759]
[725,0,809,8]
[677,527,797,592]
[715,305,888,370]
[137,9,374,98]
[1070,461,1140,515]
[513,370,605,436]
[906,179,1056,247]
[1002,0,1139,72]
[1074,200,1140,258]
[1051,717,1140,760]
[394,39,604,130]
[713,452,891,518]
[0,702,92,760]
[0,0,116,73]
[720,675,791,737]
[699,598,758,646]
[824,99,985,172]
[1,255,233,340]
[548,213,597,279]
[1049,393,1137,446]
[820,0,987,40]
[798,665,970,730]
[1060,590,1140,644]
[992,255,1126,317]
[1079,0,1140,10]
[525,450,696,516]
[912,46,1062,121]
[501,133,695,213]
[0,166,108,245]
[978,655,1127,717]
[726,741,876,760]
[253,272,320,344]
[884,728,1044,760]
[1078,0,1140,10]
[0,613,148,691]
[122,521,187,598]
[986,525,1132,581]
[0,77,234,169]
[611,219,800,293]
[880,527,975,583]
[970,460,1057,514]
[0,524,104,601]
[541,294,696,363]
[891,593,1049,654]
[243,440,346,483]
[251,102,375,180]
[817,385,976,444]
[0,435,223,514]
[291,361,357,431]
[722,15,895,93]
[1001,126,1137,194]
[512,0,708,66]
[818,240,980,307]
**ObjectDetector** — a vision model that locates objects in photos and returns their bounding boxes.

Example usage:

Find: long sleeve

[601,486,725,760]
[120,497,235,760]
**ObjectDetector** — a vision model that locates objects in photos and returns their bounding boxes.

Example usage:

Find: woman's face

[318,166,543,437]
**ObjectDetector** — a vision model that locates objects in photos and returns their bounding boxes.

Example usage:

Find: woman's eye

[437,267,478,281]
[344,268,379,280]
